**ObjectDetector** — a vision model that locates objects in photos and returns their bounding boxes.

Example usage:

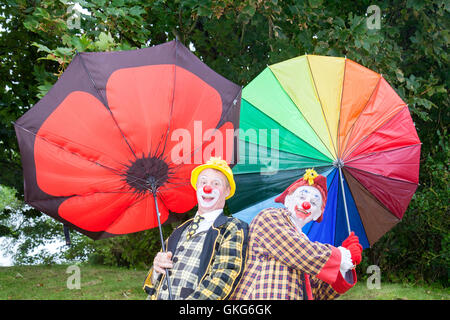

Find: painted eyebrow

[198,176,224,184]
[298,189,321,199]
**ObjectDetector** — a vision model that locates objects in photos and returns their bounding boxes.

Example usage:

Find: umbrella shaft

[338,167,352,236]
[153,193,174,300]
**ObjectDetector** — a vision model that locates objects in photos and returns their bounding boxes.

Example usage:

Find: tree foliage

[0,0,448,284]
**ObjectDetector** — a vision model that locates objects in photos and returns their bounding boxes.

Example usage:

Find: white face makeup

[285,185,323,228]
[197,183,220,208]
[196,168,230,214]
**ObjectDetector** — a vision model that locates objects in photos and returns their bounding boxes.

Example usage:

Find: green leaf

[241,4,256,17]
[55,47,74,57]
[37,83,54,99]
[334,16,346,28]
[405,74,420,91]
[31,42,52,54]
[406,0,426,10]
[395,69,405,83]
[197,6,213,18]
[129,6,145,17]
[361,40,371,51]
[70,35,93,52]
[273,26,287,39]
[308,0,323,9]
[411,97,437,110]
[33,7,51,19]
[94,32,115,51]
[23,17,39,31]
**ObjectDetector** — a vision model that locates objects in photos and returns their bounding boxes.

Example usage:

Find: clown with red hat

[231,169,362,300]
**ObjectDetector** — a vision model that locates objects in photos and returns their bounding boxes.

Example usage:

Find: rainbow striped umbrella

[230,55,421,248]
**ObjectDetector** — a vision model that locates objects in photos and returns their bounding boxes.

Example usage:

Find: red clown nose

[302,202,311,210]
[203,185,212,194]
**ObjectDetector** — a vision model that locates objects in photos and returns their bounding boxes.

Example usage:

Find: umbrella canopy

[14,40,242,240]
[230,55,420,249]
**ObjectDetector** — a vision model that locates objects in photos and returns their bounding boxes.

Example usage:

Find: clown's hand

[342,232,359,248]
[152,251,173,283]
[341,232,363,266]
[338,246,354,275]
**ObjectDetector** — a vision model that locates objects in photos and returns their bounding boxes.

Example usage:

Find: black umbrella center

[125,156,169,194]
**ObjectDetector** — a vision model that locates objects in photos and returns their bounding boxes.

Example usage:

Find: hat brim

[190,164,236,199]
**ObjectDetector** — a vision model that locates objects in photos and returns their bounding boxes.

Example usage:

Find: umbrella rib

[22,183,137,208]
[240,97,334,163]
[333,168,371,246]
[238,138,334,165]
[14,122,125,176]
[16,122,133,172]
[340,75,382,159]
[13,122,161,195]
[344,143,421,168]
[341,105,409,161]
[160,180,191,192]
[342,167,403,220]
[164,86,243,168]
[338,166,351,235]
[265,67,335,161]
[305,55,338,159]
[76,52,138,160]
[336,57,347,159]
[344,160,420,185]
[102,192,148,230]
[159,39,178,158]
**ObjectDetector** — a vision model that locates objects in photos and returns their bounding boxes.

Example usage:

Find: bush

[82,210,195,270]
[358,155,449,286]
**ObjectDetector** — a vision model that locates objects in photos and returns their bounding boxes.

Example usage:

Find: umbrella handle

[153,193,174,300]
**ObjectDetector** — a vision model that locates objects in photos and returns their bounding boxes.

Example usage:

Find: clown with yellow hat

[191,156,236,200]
[144,157,247,300]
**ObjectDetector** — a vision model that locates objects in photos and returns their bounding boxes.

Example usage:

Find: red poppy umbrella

[14,40,241,242]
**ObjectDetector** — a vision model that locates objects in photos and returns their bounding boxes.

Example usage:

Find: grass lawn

[0,264,448,300]
[0,264,148,300]
[339,281,449,300]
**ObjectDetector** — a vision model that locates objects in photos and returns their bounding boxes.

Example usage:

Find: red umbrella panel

[14,40,242,240]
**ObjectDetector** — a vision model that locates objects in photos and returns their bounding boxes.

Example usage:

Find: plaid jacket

[143,213,248,300]
[231,207,355,300]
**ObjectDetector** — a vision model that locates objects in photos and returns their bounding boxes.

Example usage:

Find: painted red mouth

[294,205,311,220]
[202,195,215,202]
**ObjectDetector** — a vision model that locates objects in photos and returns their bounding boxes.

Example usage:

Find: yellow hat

[190,157,236,199]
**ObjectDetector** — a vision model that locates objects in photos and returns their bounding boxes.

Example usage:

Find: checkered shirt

[143,213,248,300]
[230,207,340,300]
[157,227,207,300]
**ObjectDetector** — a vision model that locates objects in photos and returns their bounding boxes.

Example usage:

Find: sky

[0,238,64,266]
[0,249,12,266]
